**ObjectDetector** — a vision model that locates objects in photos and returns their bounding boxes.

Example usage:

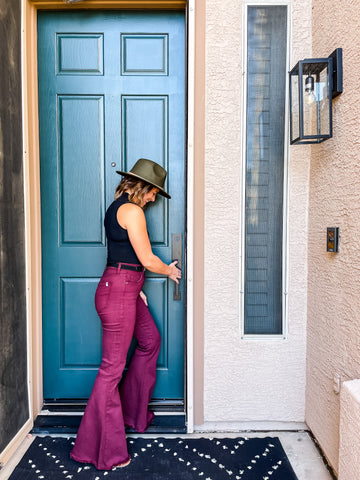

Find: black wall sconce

[289,48,343,145]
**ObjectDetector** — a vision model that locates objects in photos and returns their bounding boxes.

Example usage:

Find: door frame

[22,0,200,434]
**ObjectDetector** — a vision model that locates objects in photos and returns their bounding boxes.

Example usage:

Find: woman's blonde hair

[115,177,154,206]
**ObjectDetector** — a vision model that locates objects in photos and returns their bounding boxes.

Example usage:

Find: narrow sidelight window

[244,6,287,335]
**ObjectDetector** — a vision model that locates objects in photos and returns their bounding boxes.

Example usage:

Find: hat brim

[116,170,171,199]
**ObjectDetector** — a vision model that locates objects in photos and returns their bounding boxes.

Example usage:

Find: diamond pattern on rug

[8,436,298,480]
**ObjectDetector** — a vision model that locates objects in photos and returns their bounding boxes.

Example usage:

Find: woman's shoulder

[117,202,145,230]
[117,201,144,217]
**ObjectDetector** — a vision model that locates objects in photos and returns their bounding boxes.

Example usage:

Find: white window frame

[240,0,291,340]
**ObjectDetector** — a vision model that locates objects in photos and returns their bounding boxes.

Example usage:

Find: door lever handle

[171,233,182,301]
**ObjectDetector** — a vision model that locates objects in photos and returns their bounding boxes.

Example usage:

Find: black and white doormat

[9,436,298,480]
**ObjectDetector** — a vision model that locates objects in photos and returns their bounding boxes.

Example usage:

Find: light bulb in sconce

[304,74,316,105]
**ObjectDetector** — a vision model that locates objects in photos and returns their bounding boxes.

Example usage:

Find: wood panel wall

[0,0,29,454]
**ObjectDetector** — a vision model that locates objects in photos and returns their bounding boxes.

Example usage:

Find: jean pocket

[124,270,144,284]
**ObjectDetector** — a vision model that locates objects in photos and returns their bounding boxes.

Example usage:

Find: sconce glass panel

[290,73,299,141]
[318,65,331,136]
[289,57,333,144]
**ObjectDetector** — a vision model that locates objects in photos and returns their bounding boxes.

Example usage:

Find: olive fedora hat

[116,158,170,199]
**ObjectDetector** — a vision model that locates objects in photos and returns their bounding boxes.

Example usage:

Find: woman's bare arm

[117,204,181,283]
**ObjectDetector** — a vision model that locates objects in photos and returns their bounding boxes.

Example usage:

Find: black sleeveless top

[104,193,141,265]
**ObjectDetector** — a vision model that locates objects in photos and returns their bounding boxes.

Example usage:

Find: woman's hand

[140,290,148,306]
[168,260,182,284]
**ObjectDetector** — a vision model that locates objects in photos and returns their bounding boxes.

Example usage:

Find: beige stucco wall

[338,380,360,480]
[306,0,360,474]
[199,0,312,427]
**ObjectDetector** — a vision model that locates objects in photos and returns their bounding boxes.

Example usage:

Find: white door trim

[186,0,195,433]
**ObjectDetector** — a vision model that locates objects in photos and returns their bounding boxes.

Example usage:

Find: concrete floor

[0,431,335,480]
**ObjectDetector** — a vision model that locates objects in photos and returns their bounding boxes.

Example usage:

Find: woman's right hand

[168,260,182,284]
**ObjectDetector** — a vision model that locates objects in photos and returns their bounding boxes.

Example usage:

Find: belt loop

[117,263,122,273]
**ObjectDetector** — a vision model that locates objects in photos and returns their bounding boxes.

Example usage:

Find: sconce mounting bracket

[329,48,343,99]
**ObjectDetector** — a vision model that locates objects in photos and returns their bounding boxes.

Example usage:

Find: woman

[70,158,181,470]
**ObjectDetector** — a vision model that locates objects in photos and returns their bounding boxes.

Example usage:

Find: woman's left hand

[140,290,148,306]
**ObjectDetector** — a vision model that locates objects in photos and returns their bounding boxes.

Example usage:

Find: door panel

[59,95,105,245]
[38,11,185,400]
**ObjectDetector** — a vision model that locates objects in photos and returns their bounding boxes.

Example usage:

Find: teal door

[38,11,185,401]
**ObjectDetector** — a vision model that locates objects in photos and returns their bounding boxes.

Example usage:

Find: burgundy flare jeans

[70,264,161,470]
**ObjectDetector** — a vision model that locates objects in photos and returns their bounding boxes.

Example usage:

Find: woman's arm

[117,204,181,283]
